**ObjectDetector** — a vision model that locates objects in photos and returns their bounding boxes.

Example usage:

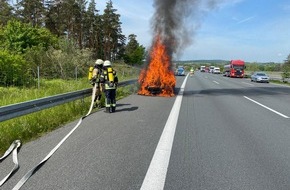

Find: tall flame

[138,36,176,97]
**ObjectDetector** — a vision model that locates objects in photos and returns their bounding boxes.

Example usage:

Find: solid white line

[244,96,289,118]
[140,74,188,190]
[12,84,98,190]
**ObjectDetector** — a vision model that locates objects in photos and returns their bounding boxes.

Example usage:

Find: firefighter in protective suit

[91,59,104,108]
[190,67,194,77]
[100,60,118,113]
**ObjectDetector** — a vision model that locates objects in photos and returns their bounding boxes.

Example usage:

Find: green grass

[270,79,290,85]
[0,78,90,106]
[0,100,89,150]
[0,65,139,155]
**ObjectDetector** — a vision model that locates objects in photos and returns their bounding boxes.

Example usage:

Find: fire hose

[0,83,97,189]
[0,140,21,187]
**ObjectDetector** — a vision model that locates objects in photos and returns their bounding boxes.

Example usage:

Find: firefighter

[100,60,118,113]
[190,67,194,77]
[91,59,104,108]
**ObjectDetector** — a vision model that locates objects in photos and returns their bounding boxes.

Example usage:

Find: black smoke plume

[150,0,221,60]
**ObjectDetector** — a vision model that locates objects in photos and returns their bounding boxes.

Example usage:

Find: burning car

[138,36,176,97]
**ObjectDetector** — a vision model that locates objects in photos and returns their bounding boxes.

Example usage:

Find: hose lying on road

[0,83,97,189]
[0,140,21,187]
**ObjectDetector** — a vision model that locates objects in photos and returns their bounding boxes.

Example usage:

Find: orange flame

[138,36,176,97]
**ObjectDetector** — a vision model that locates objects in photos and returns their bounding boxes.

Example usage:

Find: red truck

[223,60,246,78]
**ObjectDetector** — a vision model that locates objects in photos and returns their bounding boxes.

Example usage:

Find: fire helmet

[104,60,111,67]
[95,59,104,65]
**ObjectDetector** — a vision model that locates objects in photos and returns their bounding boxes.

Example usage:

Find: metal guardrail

[0,79,137,122]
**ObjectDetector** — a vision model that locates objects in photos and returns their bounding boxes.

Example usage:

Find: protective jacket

[91,64,103,108]
[100,66,118,90]
[92,65,103,85]
[100,66,118,113]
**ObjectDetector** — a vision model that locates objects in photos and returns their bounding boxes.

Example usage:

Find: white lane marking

[141,74,188,190]
[213,80,219,84]
[242,82,254,86]
[244,96,290,118]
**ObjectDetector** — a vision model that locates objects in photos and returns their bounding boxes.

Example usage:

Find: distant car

[251,72,270,83]
[175,67,185,76]
[213,67,220,74]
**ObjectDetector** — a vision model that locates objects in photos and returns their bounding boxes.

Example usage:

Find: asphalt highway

[1,71,290,190]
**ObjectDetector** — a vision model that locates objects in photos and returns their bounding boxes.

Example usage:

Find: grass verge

[0,67,139,155]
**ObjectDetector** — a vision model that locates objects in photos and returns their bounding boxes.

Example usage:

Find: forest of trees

[1,0,290,87]
[0,0,145,86]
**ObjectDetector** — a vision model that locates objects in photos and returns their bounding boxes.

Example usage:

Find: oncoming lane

[164,71,290,190]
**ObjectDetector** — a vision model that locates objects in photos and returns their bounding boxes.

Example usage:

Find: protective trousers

[105,89,116,113]
[94,84,102,108]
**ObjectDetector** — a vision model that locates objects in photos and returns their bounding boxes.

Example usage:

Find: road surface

[1,71,290,190]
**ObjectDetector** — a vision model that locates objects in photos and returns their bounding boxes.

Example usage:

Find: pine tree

[44,0,64,36]
[83,0,96,48]
[282,54,290,81]
[124,34,145,65]
[94,11,104,58]
[0,0,14,25]
[45,0,80,41]
[16,0,45,26]
[74,0,87,49]
[102,0,125,61]
[87,0,104,58]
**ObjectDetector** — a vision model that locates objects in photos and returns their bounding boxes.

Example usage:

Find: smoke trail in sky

[151,0,221,59]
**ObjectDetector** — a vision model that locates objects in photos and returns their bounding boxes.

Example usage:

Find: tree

[93,12,104,59]
[0,0,145,83]
[1,20,57,53]
[286,54,290,64]
[0,0,14,26]
[45,0,83,44]
[123,34,145,65]
[16,0,45,26]
[45,0,65,37]
[245,62,259,71]
[74,0,87,49]
[102,0,125,61]
[0,50,29,86]
[282,54,290,82]
[83,0,103,58]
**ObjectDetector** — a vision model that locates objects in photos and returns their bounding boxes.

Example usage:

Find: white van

[200,66,206,72]
[213,67,220,74]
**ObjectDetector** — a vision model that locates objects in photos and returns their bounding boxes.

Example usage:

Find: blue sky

[97,0,290,63]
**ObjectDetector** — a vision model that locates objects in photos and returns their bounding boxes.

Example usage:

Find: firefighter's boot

[105,107,110,113]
